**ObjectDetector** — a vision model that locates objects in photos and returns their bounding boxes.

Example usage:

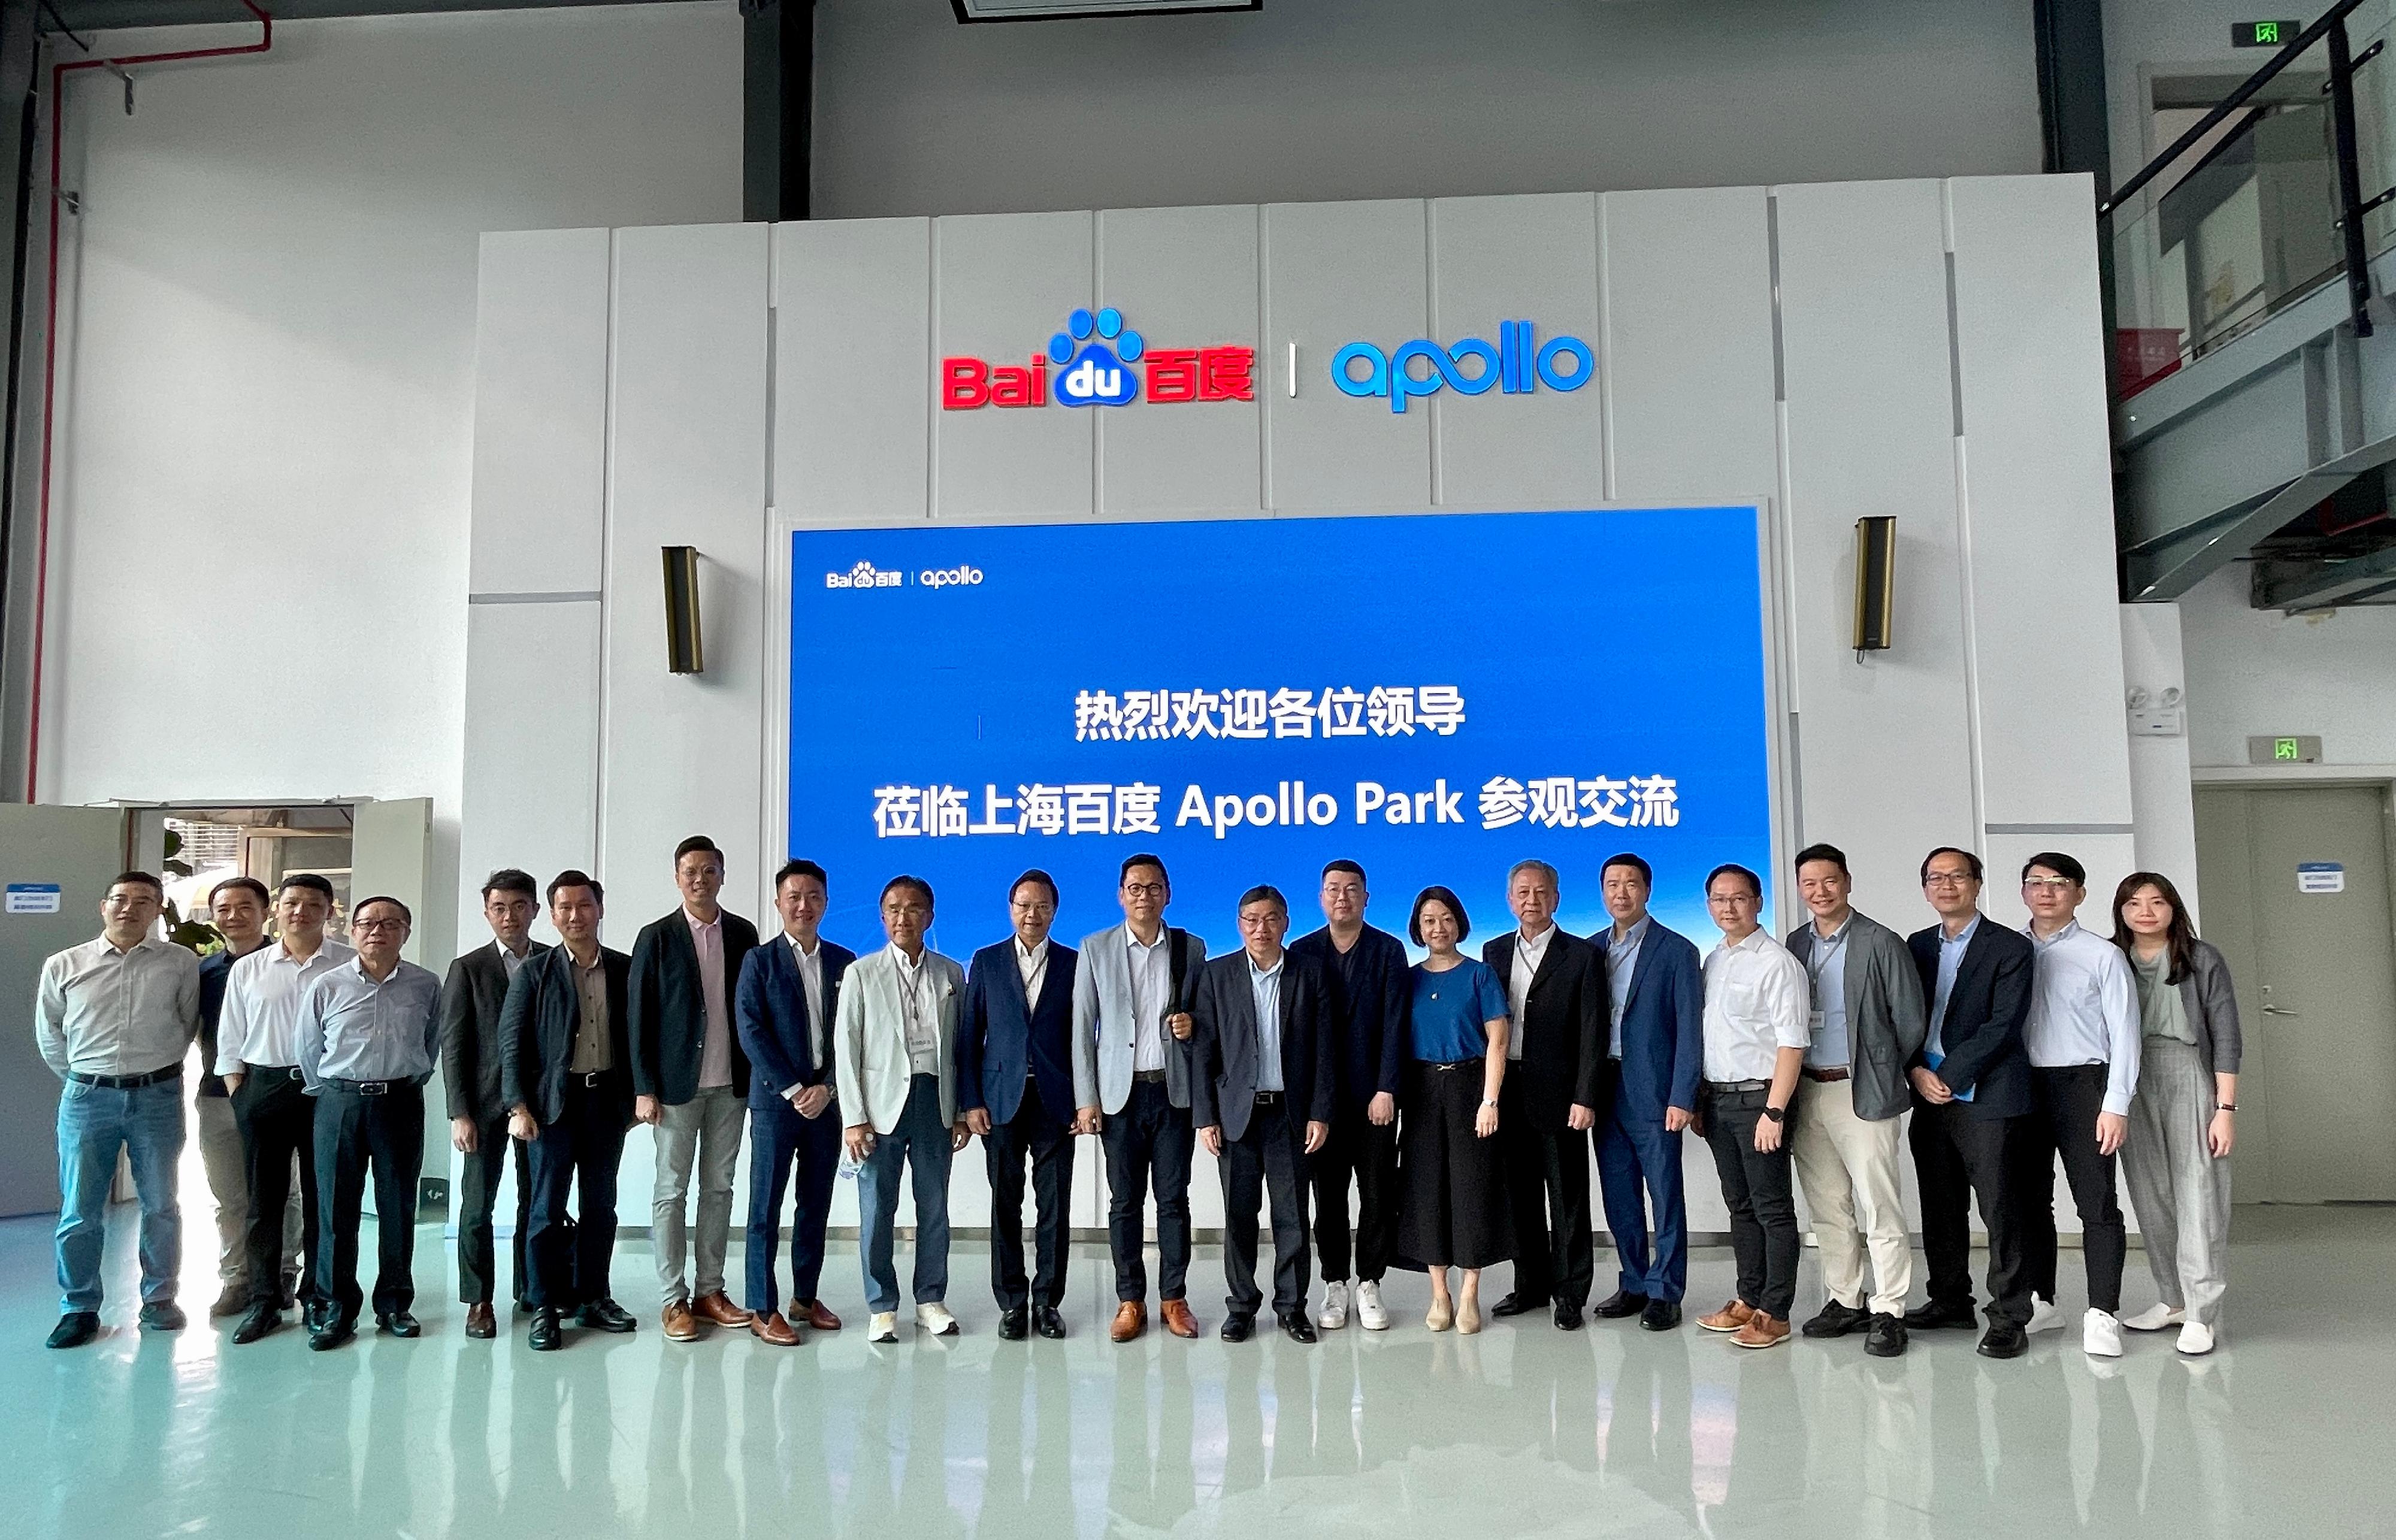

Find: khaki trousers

[1790,1076,1911,1317]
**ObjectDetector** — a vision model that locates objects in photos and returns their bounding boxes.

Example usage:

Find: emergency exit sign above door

[2234,20,2303,47]
[2249,734,2323,763]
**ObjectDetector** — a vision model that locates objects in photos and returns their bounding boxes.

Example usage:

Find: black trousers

[1909,1099,2032,1326]
[312,1082,425,1323]
[455,1115,534,1306]
[1309,1111,1398,1284]
[2017,1064,2128,1313]
[1498,1078,1594,1306]
[1218,1097,1310,1319]
[525,1072,631,1311]
[1700,1087,1799,1320]
[1102,1078,1194,1302]
[233,1067,323,1310]
[985,1078,1075,1311]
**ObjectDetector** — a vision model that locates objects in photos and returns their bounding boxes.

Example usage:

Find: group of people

[31,834,2238,1364]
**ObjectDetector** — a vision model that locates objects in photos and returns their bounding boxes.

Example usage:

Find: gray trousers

[652,1085,745,1305]
[2122,1036,2232,1327]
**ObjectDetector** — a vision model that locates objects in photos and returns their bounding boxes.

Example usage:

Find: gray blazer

[2172,939,2243,1075]
[1071,921,1207,1115]
[1785,909,1927,1122]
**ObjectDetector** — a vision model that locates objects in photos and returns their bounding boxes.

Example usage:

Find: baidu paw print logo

[1049,307,1142,407]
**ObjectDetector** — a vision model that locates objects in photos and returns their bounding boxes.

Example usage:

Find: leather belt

[1802,1067,1851,1084]
[1132,1069,1168,1085]
[329,1078,405,1096]
[1705,1079,1772,1094]
[574,1070,610,1088]
[1253,1090,1282,1105]
[68,1063,182,1090]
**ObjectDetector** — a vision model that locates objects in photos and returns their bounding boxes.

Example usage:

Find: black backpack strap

[1166,926,1191,1014]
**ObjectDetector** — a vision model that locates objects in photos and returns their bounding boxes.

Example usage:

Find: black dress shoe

[46,1312,99,1350]
[577,1298,637,1333]
[1865,1314,1908,1357]
[1490,1292,1548,1318]
[1903,1299,1980,1330]
[528,1309,564,1351]
[1034,1306,1067,1340]
[1220,1314,1256,1343]
[231,1304,282,1345]
[997,1308,1030,1341]
[1802,1300,1871,1339]
[1553,1300,1586,1331]
[376,1312,422,1338]
[1976,1321,2028,1359]
[310,1317,357,1351]
[1639,1299,1683,1332]
[138,1301,187,1332]
[1594,1290,1649,1320]
[1280,1312,1319,1344]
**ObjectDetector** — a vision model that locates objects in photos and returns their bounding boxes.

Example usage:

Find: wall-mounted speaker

[1853,516,1895,653]
[662,546,704,674]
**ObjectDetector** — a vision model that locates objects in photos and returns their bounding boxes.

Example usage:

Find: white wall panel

[2121,603,2201,922]
[933,211,1095,521]
[455,602,600,940]
[776,217,931,527]
[469,229,610,595]
[1095,205,1263,518]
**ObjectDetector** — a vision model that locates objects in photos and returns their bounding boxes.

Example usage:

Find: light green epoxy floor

[1,1206,2381,1538]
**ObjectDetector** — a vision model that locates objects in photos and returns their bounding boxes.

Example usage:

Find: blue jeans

[855,1074,953,1314]
[56,1075,186,1312]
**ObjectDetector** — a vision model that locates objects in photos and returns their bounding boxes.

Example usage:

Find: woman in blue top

[1393,885,1514,1333]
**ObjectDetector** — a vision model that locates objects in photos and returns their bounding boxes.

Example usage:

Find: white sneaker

[2082,1308,2122,1359]
[2176,1321,2216,1356]
[2120,1303,2185,1332]
[869,1311,898,1343]
[1317,1280,1350,1331]
[916,1302,959,1336]
[2027,1297,2065,1333]
[1355,1279,1389,1331]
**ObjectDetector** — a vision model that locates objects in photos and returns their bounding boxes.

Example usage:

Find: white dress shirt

[1017,936,1051,1012]
[1701,927,1811,1083]
[35,934,199,1078]
[787,933,827,1091]
[893,943,940,1077]
[216,938,357,1073]
[1506,922,1555,1062]
[497,938,532,979]
[1127,927,1170,1071]
[2023,919,2142,1115]
[1248,951,1285,1092]
[297,957,443,1089]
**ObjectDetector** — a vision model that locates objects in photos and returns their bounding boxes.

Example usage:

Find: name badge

[1808,1009,1824,1037]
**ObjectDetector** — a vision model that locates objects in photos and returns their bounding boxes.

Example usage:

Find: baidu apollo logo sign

[1332,320,1595,413]
[942,307,1256,412]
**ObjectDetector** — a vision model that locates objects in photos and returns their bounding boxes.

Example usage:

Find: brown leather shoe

[1697,1299,1756,1334]
[795,1299,842,1331]
[1731,1312,1792,1350]
[464,1302,497,1339]
[750,1311,804,1347]
[1110,1301,1148,1343]
[694,1291,755,1328]
[662,1300,701,1341]
[1160,1298,1200,1339]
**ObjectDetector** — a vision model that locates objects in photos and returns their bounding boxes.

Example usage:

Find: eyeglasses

[1122,883,1166,898]
[352,918,409,933]
[1922,873,1975,888]
[2022,877,2077,892]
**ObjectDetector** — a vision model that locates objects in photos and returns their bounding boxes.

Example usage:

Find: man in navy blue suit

[734,858,855,1346]
[1590,852,1705,1332]
[958,870,1081,1341]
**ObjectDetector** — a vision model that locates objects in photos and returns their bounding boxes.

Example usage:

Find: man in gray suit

[1073,853,1208,1344]
[440,868,550,1339]
[834,875,967,1345]
[1784,843,1928,1357]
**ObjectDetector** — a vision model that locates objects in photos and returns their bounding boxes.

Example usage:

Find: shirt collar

[494,937,532,961]
[1247,950,1284,982]
[1716,927,1769,956]
[2029,917,2084,949]
[1943,913,1984,948]
[888,941,924,975]
[1812,912,1855,945]
[1015,936,1049,966]
[685,908,721,933]
[1517,921,1555,955]
[786,931,819,958]
[1126,925,1166,953]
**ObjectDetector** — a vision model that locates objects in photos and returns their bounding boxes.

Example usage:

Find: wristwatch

[1481,1097,1500,1109]
[1760,1105,1786,1123]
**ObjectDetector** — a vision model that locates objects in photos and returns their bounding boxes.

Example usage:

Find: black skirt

[1394,1058,1515,1269]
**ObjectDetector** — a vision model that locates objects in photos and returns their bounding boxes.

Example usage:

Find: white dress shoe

[1317,1281,1349,1331]
[2120,1303,2184,1332]
[1355,1279,1389,1331]
[2082,1308,2123,1359]
[2176,1321,2216,1356]
[916,1302,959,1336]
[869,1311,898,1343]
[2027,1297,2065,1333]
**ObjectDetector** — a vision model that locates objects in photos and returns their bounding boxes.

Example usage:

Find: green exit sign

[2234,20,2302,47]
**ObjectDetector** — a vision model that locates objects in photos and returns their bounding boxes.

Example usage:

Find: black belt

[570,1069,612,1089]
[1424,1060,1475,1072]
[1133,1069,1168,1085]
[1253,1090,1282,1105]
[1705,1079,1772,1094]
[68,1063,181,1090]
[328,1077,414,1096]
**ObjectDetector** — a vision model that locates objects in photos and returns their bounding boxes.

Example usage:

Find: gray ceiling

[43,0,713,32]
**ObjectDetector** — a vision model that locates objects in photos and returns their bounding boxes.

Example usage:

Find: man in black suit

[440,868,550,1339]
[628,835,761,1341]
[501,870,640,1352]
[1484,858,1608,1330]
[1902,846,2039,1360]
[1192,885,1336,1345]
[958,870,1081,1342]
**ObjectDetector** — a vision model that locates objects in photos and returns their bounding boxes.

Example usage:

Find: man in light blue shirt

[1605,917,1646,1059]
[1249,953,1284,1091]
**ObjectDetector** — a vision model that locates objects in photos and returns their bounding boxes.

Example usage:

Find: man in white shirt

[2015,852,2141,1359]
[1693,864,1810,1350]
[835,875,969,1343]
[219,873,355,1344]
[34,872,199,1349]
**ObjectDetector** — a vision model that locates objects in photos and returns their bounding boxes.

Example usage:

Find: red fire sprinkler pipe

[22,2,273,802]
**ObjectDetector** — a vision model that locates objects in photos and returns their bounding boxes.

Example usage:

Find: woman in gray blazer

[2110,872,2240,1356]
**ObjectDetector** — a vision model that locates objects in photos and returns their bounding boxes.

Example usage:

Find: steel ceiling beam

[2253,542,2396,610]
[43,0,709,30]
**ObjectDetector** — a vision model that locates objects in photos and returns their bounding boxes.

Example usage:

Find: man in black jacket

[1193,885,1336,1345]
[501,870,639,1352]
[1902,846,2038,1360]
[628,836,761,1341]
[440,869,549,1339]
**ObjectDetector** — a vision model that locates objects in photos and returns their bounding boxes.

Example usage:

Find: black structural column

[2033,0,2118,399]
[0,0,44,801]
[742,0,812,222]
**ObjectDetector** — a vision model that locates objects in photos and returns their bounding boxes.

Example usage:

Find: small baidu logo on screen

[825,561,903,591]
[1049,307,1143,408]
